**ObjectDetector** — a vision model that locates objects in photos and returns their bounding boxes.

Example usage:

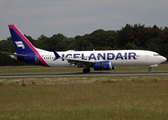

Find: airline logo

[61,52,137,61]
[15,41,25,49]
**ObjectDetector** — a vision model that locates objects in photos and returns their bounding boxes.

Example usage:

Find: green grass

[0,76,168,119]
[0,63,168,74]
[0,65,167,119]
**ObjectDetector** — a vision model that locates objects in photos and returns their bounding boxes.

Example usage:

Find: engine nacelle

[94,61,115,70]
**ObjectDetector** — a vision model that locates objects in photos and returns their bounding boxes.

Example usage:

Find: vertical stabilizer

[8,25,49,67]
[8,25,36,54]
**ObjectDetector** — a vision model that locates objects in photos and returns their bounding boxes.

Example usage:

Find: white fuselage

[37,49,166,68]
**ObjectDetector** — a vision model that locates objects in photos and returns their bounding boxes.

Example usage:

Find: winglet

[52,48,60,61]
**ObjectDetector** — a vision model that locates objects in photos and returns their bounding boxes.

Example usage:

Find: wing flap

[66,59,94,68]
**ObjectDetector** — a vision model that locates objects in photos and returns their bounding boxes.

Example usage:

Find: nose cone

[160,56,167,63]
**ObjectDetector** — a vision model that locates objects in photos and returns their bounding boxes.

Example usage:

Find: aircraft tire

[148,67,152,72]
[83,68,91,73]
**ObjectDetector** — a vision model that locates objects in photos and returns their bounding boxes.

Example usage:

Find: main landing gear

[148,67,152,72]
[83,67,91,73]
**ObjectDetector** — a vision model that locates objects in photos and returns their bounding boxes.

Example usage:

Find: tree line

[0,24,168,66]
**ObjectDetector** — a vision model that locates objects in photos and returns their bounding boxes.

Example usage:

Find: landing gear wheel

[83,68,91,73]
[148,67,152,72]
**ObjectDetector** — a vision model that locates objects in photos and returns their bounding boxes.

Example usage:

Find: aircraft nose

[160,56,167,63]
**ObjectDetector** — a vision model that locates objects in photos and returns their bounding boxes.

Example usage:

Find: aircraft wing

[52,49,95,68]
[65,58,94,68]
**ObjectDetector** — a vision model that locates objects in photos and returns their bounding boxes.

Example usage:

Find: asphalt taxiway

[0,71,168,78]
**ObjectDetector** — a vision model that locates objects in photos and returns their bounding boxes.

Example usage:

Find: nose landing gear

[148,64,158,72]
[148,67,152,72]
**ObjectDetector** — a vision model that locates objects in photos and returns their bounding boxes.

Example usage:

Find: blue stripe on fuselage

[17,53,45,66]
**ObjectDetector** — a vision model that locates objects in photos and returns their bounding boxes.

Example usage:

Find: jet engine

[94,61,115,70]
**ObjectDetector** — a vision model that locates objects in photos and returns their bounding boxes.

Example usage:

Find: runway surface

[0,71,168,78]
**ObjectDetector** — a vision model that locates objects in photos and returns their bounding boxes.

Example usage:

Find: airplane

[2,25,167,73]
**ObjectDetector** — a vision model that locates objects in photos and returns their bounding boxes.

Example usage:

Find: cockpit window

[153,54,159,56]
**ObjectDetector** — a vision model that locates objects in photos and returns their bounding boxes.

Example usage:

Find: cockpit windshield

[153,54,159,56]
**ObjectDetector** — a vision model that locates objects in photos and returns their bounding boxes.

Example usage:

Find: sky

[0,0,168,40]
